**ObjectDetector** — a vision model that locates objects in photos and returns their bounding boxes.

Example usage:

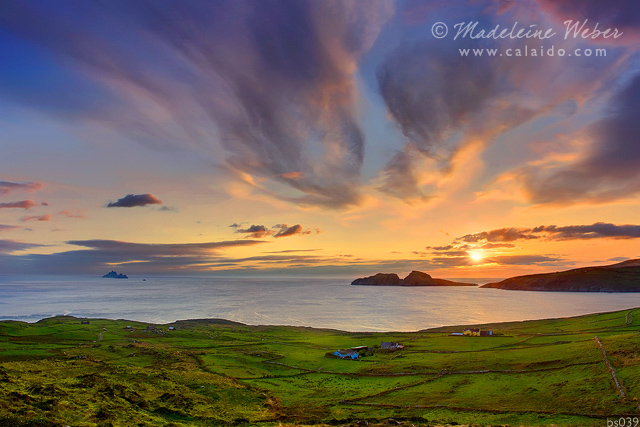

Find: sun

[470,252,483,262]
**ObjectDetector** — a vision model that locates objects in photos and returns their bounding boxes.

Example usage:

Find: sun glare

[470,252,483,262]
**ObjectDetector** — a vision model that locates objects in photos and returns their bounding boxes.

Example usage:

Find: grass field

[1,309,639,426]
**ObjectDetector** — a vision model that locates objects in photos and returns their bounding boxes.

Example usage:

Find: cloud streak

[20,214,51,222]
[0,200,38,210]
[458,222,640,243]
[0,239,42,254]
[231,223,315,239]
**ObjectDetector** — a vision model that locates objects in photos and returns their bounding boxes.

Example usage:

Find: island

[481,259,640,292]
[102,271,128,279]
[351,270,477,286]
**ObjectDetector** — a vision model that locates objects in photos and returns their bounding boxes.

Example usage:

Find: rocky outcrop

[351,271,476,286]
[351,273,402,286]
[102,271,128,279]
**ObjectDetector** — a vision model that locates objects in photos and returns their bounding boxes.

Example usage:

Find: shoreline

[3,305,639,333]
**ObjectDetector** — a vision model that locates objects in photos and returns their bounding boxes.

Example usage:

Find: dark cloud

[523,73,640,204]
[425,245,454,251]
[458,227,540,243]
[0,180,43,195]
[0,225,19,232]
[232,223,314,238]
[235,225,272,239]
[532,223,640,240]
[0,200,38,210]
[106,194,162,208]
[273,224,310,238]
[0,1,393,209]
[458,222,640,243]
[0,239,42,253]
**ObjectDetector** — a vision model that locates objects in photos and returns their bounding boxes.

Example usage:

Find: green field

[1,309,639,427]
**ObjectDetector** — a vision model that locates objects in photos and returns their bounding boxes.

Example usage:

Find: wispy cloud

[0,0,394,209]
[20,214,51,222]
[0,180,43,195]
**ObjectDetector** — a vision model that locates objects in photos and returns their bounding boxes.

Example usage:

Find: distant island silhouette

[102,271,128,279]
[351,271,477,286]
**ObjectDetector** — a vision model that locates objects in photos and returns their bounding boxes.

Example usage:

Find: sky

[1,0,639,279]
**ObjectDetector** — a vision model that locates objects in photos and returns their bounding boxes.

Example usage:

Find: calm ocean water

[1,276,639,332]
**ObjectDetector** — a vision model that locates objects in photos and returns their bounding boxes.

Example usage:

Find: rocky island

[481,259,640,292]
[351,271,477,286]
[102,271,128,279]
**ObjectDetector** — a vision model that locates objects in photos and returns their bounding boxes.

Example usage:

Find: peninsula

[351,270,477,286]
[481,259,640,292]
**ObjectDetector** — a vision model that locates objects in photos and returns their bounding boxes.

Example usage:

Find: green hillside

[1,309,640,426]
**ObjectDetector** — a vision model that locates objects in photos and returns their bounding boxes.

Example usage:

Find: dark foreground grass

[1,308,639,426]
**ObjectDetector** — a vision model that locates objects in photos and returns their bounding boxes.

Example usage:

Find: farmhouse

[333,349,359,360]
[462,328,493,337]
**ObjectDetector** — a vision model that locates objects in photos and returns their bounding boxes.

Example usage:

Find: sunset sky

[1,0,639,278]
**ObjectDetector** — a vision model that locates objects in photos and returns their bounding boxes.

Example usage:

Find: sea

[1,275,639,332]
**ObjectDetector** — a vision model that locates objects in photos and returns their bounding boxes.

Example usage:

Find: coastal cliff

[481,259,640,292]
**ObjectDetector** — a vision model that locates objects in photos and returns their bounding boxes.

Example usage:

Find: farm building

[380,341,404,350]
[463,328,493,337]
[333,350,359,360]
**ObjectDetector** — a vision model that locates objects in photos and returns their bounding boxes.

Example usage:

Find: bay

[1,275,639,332]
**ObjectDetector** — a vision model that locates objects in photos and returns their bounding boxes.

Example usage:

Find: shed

[381,341,404,350]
